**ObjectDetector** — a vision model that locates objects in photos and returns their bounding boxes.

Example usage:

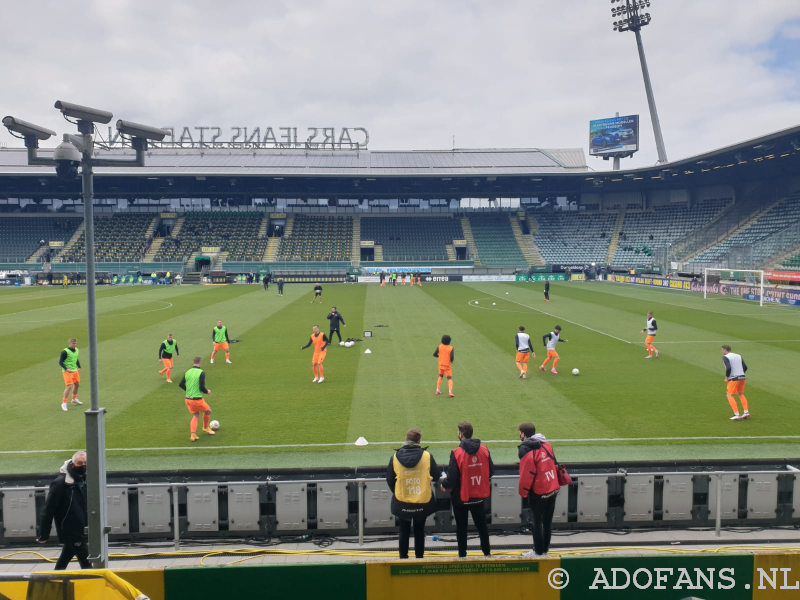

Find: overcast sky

[2,0,799,169]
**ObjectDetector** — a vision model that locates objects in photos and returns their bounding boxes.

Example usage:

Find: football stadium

[2,3,800,599]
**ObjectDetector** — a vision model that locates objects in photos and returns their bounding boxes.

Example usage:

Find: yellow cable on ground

[2,544,799,567]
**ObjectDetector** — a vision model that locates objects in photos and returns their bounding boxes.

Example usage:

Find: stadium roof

[0,147,588,177]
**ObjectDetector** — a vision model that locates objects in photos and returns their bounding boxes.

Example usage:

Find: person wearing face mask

[37,451,90,570]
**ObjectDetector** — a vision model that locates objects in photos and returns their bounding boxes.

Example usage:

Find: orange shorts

[726,380,746,396]
[62,371,80,385]
[161,358,173,368]
[185,398,210,413]
[213,342,229,352]
[645,335,655,345]
[438,367,452,377]
[313,351,327,364]
[516,352,530,363]
[547,350,559,359]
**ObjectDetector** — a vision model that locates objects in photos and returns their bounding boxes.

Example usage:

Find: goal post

[703,268,765,307]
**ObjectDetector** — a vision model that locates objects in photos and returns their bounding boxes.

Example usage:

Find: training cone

[355,436,368,446]
[364,349,371,354]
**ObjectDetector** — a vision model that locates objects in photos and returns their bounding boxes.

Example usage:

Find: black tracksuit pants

[330,328,342,343]
[452,499,491,557]
[529,491,558,555]
[398,516,427,559]
[55,539,90,570]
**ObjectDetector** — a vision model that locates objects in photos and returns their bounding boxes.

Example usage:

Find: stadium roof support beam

[612,0,669,165]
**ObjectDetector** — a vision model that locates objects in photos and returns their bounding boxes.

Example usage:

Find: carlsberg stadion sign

[106,125,369,150]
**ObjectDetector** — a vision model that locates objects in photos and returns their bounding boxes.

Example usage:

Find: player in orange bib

[301,325,330,383]
[434,334,455,397]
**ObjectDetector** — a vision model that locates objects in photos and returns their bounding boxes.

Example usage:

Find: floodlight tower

[3,104,167,568]
[612,0,669,164]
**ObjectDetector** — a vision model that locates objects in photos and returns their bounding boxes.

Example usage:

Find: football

[339,341,345,346]
[572,369,579,376]
[209,420,220,430]
[346,341,354,348]
[475,301,479,305]
[492,302,496,306]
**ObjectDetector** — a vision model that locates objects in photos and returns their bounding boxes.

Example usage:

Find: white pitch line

[0,301,173,323]
[4,435,800,455]
[469,290,632,345]
[654,339,800,344]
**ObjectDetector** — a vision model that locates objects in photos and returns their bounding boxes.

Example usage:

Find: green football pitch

[2,280,799,474]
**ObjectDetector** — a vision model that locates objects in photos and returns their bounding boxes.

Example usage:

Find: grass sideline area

[1,280,799,473]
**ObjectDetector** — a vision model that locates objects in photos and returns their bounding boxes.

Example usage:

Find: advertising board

[589,115,639,157]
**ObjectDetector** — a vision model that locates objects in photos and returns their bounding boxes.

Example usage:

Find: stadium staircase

[467,215,527,267]
[674,185,773,262]
[374,245,384,261]
[25,246,50,264]
[143,238,165,262]
[445,244,456,260]
[52,221,85,261]
[143,216,159,240]
[460,217,480,265]
[213,251,229,269]
[262,237,281,261]
[170,216,185,238]
[684,197,782,263]
[257,214,269,238]
[509,214,545,266]
[605,211,626,264]
[350,216,361,266]
[283,214,295,238]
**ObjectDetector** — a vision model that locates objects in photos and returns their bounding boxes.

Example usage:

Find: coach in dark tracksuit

[326,307,346,343]
[37,452,90,570]
[544,280,550,301]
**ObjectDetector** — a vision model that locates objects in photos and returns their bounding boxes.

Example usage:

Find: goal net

[703,268,765,306]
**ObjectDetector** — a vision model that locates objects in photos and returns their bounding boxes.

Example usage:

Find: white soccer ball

[492,302,496,306]
[346,341,354,347]
[572,369,579,376]
[339,341,345,346]
[475,301,479,305]
[506,292,509,295]
[209,420,220,430]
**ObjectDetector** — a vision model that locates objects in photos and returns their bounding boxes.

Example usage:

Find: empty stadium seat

[533,211,617,265]
[278,216,353,261]
[155,212,266,262]
[61,213,154,263]
[0,217,82,261]
[360,217,463,261]
[468,215,526,266]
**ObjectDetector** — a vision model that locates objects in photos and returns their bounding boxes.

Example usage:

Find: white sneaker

[71,398,83,405]
[61,403,68,412]
[655,350,659,357]
[645,355,652,359]
[522,374,527,379]
[519,371,524,378]
[226,359,232,364]
[318,377,324,383]
[210,359,214,364]
[730,414,742,420]
[742,412,751,419]
[313,377,319,383]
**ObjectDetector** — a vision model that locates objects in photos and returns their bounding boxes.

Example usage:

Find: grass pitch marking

[469,290,632,345]
[0,301,174,323]
[5,435,799,455]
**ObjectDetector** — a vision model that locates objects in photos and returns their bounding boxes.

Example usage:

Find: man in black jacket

[442,422,493,557]
[37,451,90,570]
[326,307,346,344]
[386,428,439,559]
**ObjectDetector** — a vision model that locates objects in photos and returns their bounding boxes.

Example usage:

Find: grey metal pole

[714,472,722,537]
[172,484,181,551]
[81,143,109,568]
[634,29,668,164]
[357,479,365,546]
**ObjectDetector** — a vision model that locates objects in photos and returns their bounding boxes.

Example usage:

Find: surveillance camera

[54,101,113,124]
[2,116,56,141]
[53,140,81,180]
[116,120,169,142]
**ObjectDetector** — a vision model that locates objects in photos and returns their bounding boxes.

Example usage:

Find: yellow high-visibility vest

[392,452,432,503]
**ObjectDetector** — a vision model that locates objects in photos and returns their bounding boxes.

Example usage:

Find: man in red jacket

[518,422,560,557]
[442,421,493,557]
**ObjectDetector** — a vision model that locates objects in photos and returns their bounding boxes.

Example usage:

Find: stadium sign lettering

[106,126,370,150]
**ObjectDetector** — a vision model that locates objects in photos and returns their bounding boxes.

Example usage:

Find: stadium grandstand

[0,127,798,277]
